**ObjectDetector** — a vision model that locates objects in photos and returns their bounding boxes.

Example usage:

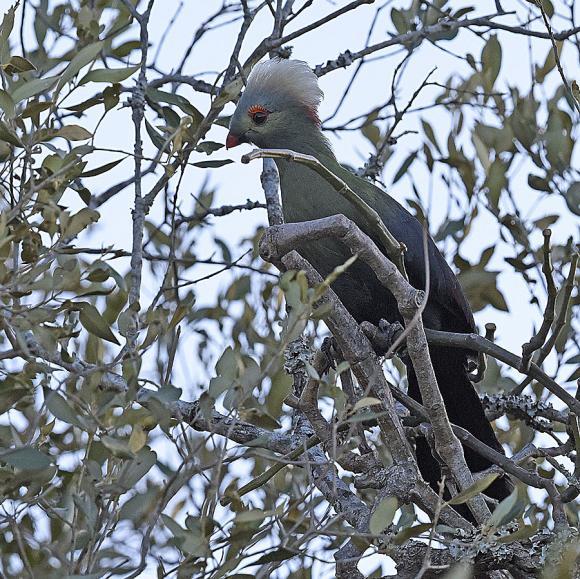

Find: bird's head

[226,59,323,150]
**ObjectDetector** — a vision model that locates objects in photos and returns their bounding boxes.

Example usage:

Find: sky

[10,0,580,576]
[82,0,578,389]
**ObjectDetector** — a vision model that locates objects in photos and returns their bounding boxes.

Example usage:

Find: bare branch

[242,148,408,278]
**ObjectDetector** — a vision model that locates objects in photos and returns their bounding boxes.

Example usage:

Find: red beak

[226,132,240,149]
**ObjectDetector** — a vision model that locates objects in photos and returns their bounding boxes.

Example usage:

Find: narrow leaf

[146,87,204,125]
[55,41,104,95]
[446,473,499,505]
[79,64,140,85]
[0,119,22,146]
[0,3,18,64]
[0,446,52,470]
[101,435,133,458]
[193,159,233,169]
[54,124,92,141]
[80,157,124,178]
[46,391,85,429]
[484,489,524,530]
[78,302,120,344]
[2,55,36,74]
[62,207,100,238]
[393,522,432,545]
[11,75,59,103]
[0,88,15,118]
[369,496,398,535]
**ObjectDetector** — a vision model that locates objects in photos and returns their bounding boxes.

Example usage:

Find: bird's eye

[248,106,269,125]
[252,111,268,125]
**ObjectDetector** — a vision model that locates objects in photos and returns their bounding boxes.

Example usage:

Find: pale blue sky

[11,1,580,576]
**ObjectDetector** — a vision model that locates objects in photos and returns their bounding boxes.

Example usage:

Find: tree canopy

[0,1,578,577]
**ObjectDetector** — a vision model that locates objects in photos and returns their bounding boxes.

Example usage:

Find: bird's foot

[380,320,407,359]
[362,319,408,358]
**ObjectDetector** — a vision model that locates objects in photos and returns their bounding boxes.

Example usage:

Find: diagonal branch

[242,147,408,278]
[262,215,491,523]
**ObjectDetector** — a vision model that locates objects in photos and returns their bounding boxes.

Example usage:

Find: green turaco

[226,58,511,507]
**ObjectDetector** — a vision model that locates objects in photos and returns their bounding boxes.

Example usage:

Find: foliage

[0,0,578,577]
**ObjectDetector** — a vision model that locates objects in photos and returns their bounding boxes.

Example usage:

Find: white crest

[245,59,323,114]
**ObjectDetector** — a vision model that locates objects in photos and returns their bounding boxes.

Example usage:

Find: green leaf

[0,446,52,470]
[196,141,224,155]
[0,88,15,118]
[421,119,441,153]
[11,75,59,103]
[193,159,233,168]
[0,387,28,413]
[361,122,380,147]
[393,151,417,183]
[103,83,120,111]
[0,119,22,146]
[63,207,100,238]
[2,55,36,75]
[485,286,509,312]
[536,42,563,83]
[496,520,539,543]
[65,94,103,113]
[146,87,204,125]
[161,514,209,557]
[392,522,432,545]
[545,108,573,172]
[484,489,524,531]
[117,447,156,489]
[391,8,407,34]
[235,509,272,523]
[161,105,180,129]
[45,390,86,429]
[565,182,580,216]
[118,488,157,522]
[54,124,92,141]
[369,496,398,535]
[481,34,502,90]
[128,425,147,453]
[55,41,104,95]
[21,100,53,119]
[0,3,18,64]
[101,435,133,458]
[78,302,120,344]
[145,118,169,152]
[110,40,141,58]
[79,64,140,85]
[253,548,296,565]
[81,157,124,177]
[528,174,551,192]
[446,473,499,505]
[484,158,507,208]
[533,214,558,230]
[209,347,238,398]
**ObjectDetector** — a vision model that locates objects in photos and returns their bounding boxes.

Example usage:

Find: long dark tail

[407,346,513,504]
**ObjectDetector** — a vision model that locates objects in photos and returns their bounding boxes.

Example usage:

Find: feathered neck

[272,115,335,160]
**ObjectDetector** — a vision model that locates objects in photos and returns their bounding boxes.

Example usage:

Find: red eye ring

[248,105,269,125]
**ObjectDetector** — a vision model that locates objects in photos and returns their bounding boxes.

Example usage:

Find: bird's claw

[377,320,408,359]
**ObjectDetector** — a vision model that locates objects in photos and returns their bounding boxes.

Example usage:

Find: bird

[226,58,512,507]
